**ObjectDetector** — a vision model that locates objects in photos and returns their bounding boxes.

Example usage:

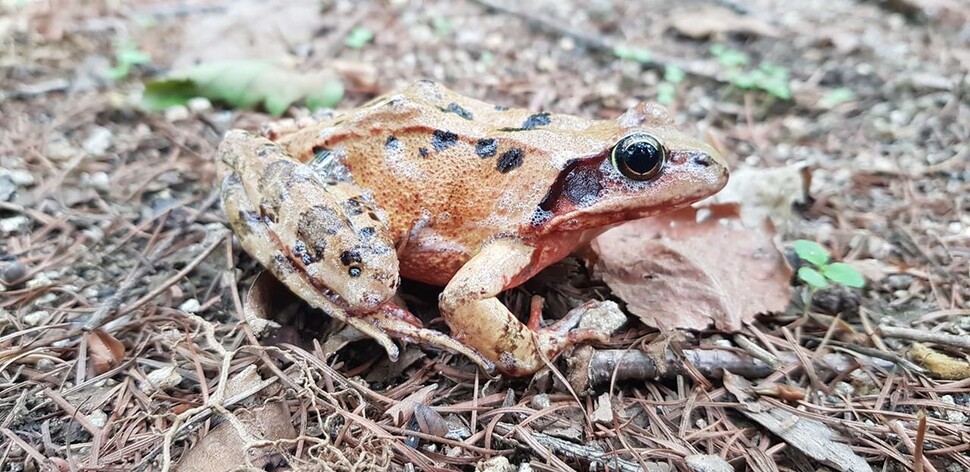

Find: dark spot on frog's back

[431,129,458,152]
[342,197,365,216]
[385,135,401,151]
[340,250,362,266]
[497,148,524,173]
[521,112,551,130]
[445,102,474,120]
[292,240,313,266]
[418,147,429,158]
[476,138,497,158]
[494,105,509,111]
[358,227,376,240]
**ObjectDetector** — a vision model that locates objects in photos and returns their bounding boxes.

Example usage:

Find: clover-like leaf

[792,239,830,266]
[821,262,866,288]
[797,266,829,289]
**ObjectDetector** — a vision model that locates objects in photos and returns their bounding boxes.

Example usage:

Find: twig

[491,422,663,472]
[878,325,970,350]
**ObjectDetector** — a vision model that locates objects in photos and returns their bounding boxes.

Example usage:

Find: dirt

[1,0,967,471]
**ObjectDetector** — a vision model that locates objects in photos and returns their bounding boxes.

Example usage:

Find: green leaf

[792,240,830,266]
[657,82,676,105]
[345,27,374,49]
[306,80,345,111]
[711,44,748,67]
[664,65,685,84]
[142,78,199,110]
[797,267,829,289]
[141,60,344,115]
[821,263,866,288]
[613,45,652,64]
[821,88,855,107]
[432,17,454,36]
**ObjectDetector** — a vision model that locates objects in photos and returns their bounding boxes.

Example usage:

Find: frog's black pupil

[621,140,661,175]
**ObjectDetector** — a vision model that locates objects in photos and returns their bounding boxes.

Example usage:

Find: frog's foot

[440,240,620,376]
[359,303,496,373]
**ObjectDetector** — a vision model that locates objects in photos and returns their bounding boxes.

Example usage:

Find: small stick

[878,325,970,350]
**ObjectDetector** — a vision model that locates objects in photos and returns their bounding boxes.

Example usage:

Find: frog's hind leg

[217,131,401,360]
[439,239,615,376]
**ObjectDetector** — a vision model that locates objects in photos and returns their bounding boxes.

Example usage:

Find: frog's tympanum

[217,80,728,376]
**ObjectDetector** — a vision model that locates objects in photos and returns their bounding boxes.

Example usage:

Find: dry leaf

[385,383,437,426]
[169,0,325,70]
[708,164,811,234]
[590,204,791,331]
[413,404,450,437]
[242,271,284,337]
[723,372,870,472]
[175,402,295,472]
[668,6,782,39]
[86,329,124,375]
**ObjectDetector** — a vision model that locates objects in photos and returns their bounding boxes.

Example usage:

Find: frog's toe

[535,300,627,361]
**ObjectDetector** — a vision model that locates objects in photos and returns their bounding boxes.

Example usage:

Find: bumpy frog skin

[217,80,728,376]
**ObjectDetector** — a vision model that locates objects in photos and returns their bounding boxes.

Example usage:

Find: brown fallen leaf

[384,383,438,427]
[723,372,870,472]
[86,329,125,375]
[668,6,782,39]
[589,204,791,331]
[708,164,811,234]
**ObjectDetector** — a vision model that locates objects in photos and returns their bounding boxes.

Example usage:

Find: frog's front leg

[217,131,493,372]
[440,239,611,376]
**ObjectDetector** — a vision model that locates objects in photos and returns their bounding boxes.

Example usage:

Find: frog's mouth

[533,148,728,234]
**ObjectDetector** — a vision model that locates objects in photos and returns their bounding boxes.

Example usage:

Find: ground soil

[1,0,968,471]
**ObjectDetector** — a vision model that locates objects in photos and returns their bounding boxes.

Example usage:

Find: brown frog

[217,80,728,376]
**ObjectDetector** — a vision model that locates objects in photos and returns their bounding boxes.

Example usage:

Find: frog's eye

[611,133,667,181]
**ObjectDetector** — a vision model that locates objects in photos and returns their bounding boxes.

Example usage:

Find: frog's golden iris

[611,133,667,181]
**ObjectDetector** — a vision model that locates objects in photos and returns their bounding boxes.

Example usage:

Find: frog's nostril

[692,153,713,167]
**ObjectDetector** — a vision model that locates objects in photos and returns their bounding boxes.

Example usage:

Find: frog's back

[277,81,616,283]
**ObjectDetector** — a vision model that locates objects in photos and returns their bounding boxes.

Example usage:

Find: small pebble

[187,97,212,113]
[0,215,28,234]
[179,298,201,313]
[886,274,913,290]
[23,311,51,326]
[164,105,190,122]
[83,126,113,156]
[0,260,27,285]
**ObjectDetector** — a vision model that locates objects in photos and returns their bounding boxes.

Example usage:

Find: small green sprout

[792,240,865,289]
[432,17,454,36]
[107,41,151,80]
[657,65,685,105]
[613,45,652,64]
[710,44,791,100]
[345,27,374,49]
[821,88,856,107]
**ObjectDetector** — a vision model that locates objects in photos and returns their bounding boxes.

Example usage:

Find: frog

[216,80,728,376]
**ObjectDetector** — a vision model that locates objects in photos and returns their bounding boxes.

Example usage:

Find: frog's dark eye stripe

[610,133,666,181]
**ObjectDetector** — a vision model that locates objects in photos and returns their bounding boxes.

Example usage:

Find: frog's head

[536,102,729,233]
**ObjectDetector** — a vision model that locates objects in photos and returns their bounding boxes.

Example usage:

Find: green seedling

[711,44,791,100]
[107,41,151,80]
[657,65,685,105]
[792,239,865,289]
[345,27,374,49]
[613,45,652,64]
